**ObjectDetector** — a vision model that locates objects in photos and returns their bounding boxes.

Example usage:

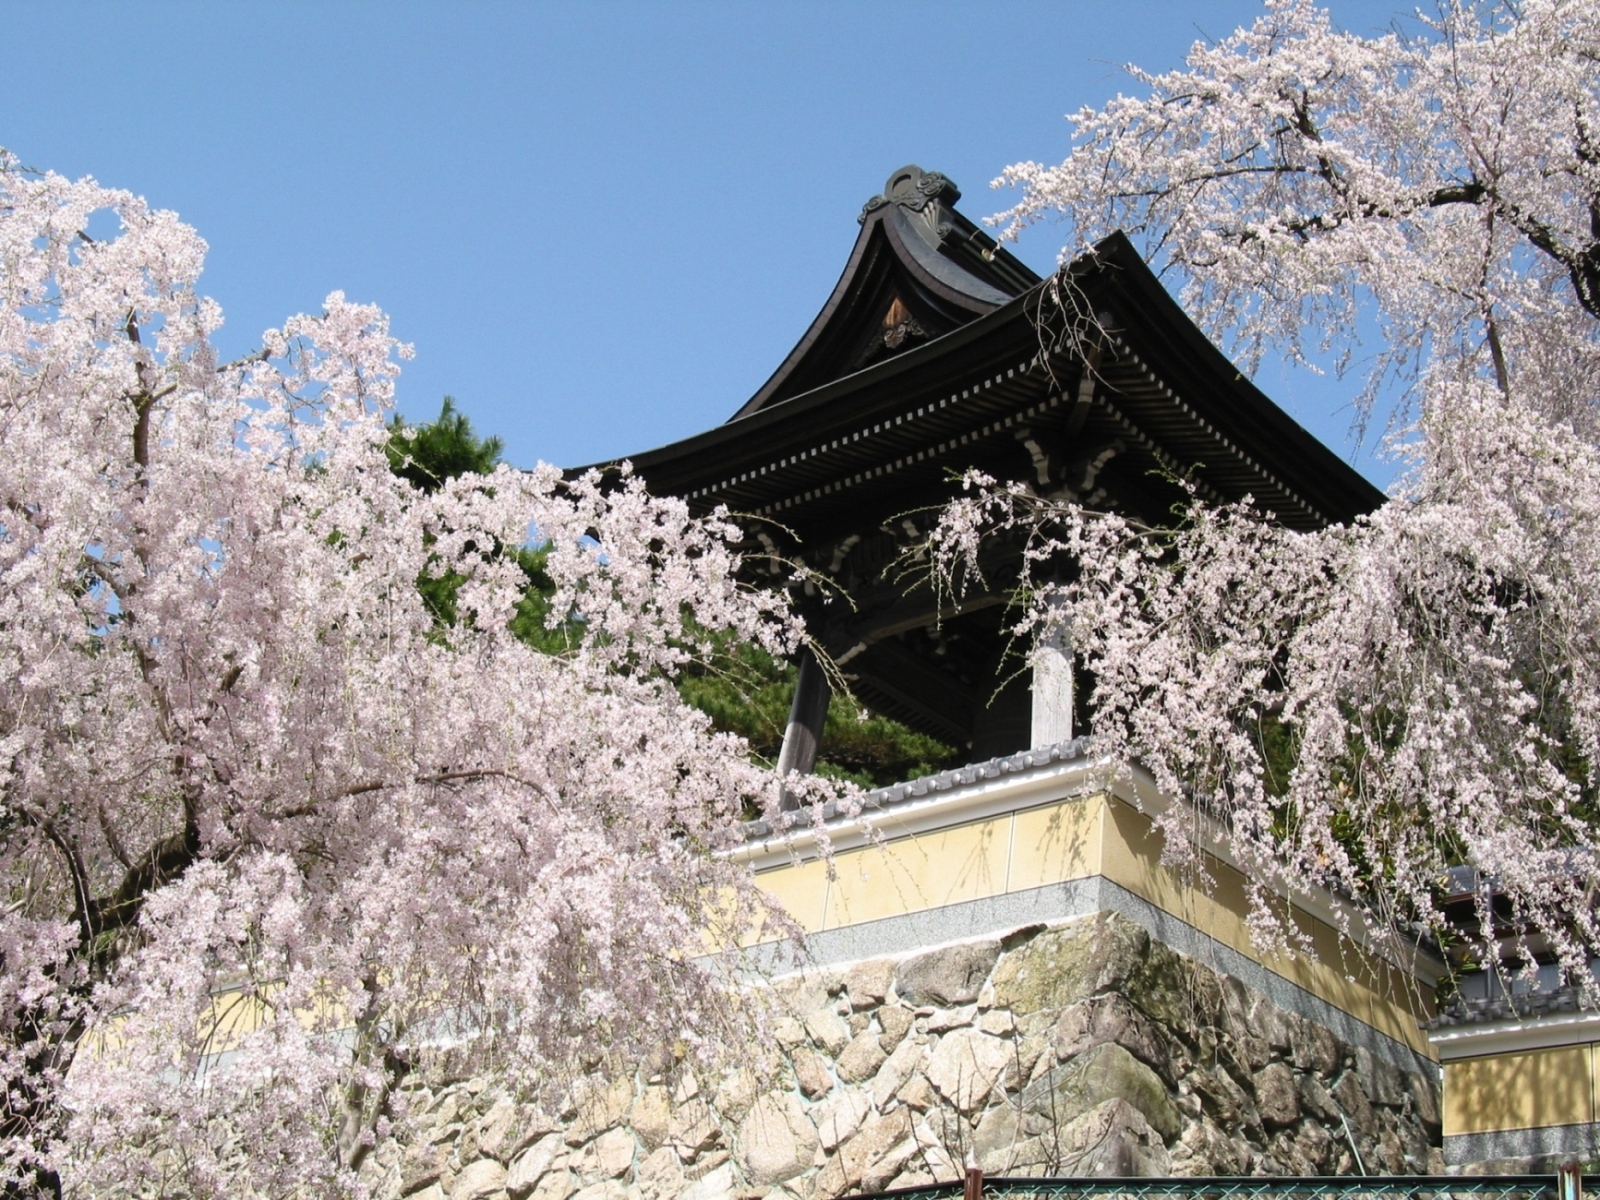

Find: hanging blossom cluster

[931,0,1600,987]
[997,0,1600,437]
[933,390,1600,978]
[0,158,810,1197]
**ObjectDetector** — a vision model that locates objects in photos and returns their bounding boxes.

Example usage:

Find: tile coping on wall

[1429,1008,1600,1060]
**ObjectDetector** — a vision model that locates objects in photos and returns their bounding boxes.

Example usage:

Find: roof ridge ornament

[859,164,961,225]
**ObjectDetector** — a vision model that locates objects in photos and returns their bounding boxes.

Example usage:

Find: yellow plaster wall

[1444,1045,1597,1135]
[1094,800,1435,1055]
[752,794,1106,935]
[752,789,1434,1056]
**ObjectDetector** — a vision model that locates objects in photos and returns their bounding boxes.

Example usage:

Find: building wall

[1434,1029,1600,1169]
[747,778,1436,1061]
[373,908,1443,1200]
[368,759,1451,1200]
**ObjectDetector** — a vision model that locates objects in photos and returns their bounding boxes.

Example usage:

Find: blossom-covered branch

[935,0,1600,995]
[0,154,813,1197]
[995,0,1600,435]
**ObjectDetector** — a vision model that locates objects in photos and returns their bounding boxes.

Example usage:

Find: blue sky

[2,1,1414,486]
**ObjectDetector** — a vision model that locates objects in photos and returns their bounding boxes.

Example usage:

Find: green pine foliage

[386,398,955,786]
[678,644,956,789]
[386,396,503,492]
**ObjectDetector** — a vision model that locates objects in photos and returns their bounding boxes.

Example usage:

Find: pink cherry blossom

[934,0,1600,997]
[0,154,811,1197]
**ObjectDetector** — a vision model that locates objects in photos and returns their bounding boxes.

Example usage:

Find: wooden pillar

[963,1165,984,1200]
[776,647,831,807]
[1030,616,1072,749]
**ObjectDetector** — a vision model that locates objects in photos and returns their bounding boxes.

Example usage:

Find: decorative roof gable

[731,166,1039,418]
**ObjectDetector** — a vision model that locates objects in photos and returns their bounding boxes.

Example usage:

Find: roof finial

[859,165,961,224]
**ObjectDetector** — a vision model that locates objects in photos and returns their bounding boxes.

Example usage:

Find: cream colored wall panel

[1007,794,1104,892]
[823,814,1009,929]
[1097,797,1434,1054]
[1445,1045,1594,1134]
[753,854,832,935]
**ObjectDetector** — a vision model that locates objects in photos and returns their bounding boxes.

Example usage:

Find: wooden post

[963,1165,983,1200]
[776,647,831,809]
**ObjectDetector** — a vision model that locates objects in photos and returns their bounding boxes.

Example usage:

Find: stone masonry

[368,911,1443,1200]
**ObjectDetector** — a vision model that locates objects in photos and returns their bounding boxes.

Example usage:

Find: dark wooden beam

[848,638,975,745]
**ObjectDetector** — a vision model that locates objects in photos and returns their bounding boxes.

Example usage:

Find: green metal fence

[869,1177,1570,1200]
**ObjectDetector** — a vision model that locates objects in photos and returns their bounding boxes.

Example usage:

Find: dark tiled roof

[742,736,1092,842]
[1428,986,1596,1028]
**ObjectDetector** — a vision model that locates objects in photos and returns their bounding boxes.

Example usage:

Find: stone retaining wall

[371,911,1442,1200]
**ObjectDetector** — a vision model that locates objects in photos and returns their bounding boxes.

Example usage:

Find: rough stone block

[452,1158,509,1200]
[735,1092,819,1187]
[678,1162,735,1200]
[859,1132,918,1193]
[771,1016,807,1050]
[1000,1034,1051,1093]
[1408,1064,1442,1135]
[1333,1070,1378,1137]
[1253,1061,1300,1127]
[476,1097,519,1161]
[870,1037,925,1111]
[1354,1045,1407,1107]
[1247,989,1293,1051]
[507,1135,566,1200]
[528,1169,575,1200]
[774,972,830,1019]
[894,939,1001,1007]
[668,1097,720,1155]
[845,959,896,1010]
[1024,1042,1181,1143]
[926,1027,1011,1113]
[977,1008,1017,1037]
[835,1031,889,1083]
[1127,940,1223,1032]
[877,1004,913,1051]
[1169,1119,1247,1176]
[629,1087,670,1151]
[1054,1097,1172,1177]
[973,1103,1022,1173]
[802,1009,850,1057]
[1287,1116,1338,1173]
[1289,1015,1341,1077]
[923,1005,976,1032]
[565,1078,632,1146]
[402,1143,448,1195]
[790,1047,834,1099]
[1298,1072,1342,1123]
[837,1108,912,1191]
[991,913,1148,1015]
[812,1088,870,1151]
[591,1127,635,1179]
[1051,993,1172,1082]
[896,1073,936,1111]
[633,1146,683,1200]
[1189,1062,1257,1133]
[712,1069,759,1126]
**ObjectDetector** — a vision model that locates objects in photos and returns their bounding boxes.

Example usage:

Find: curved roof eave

[583,279,1045,485]
[578,231,1386,528]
